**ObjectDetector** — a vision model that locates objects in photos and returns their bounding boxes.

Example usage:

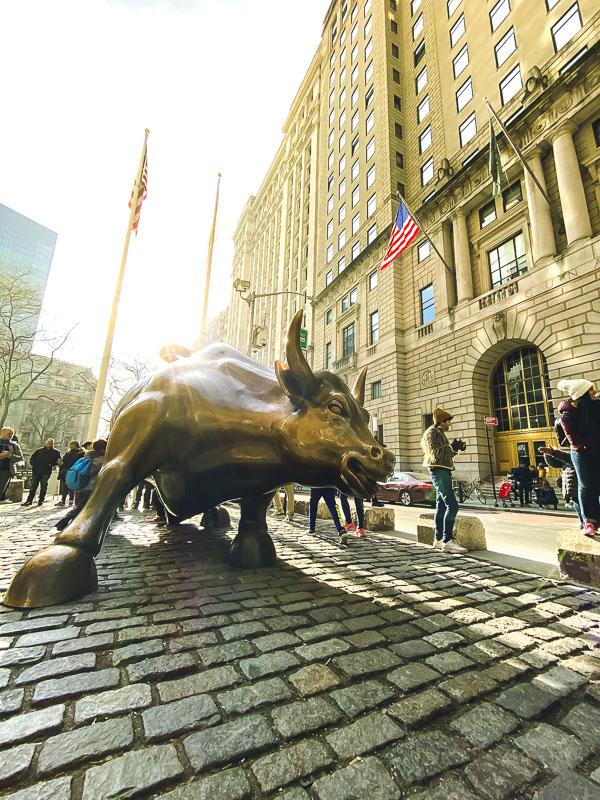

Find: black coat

[58,448,85,480]
[29,446,61,474]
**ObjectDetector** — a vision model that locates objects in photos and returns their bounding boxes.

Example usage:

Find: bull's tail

[158,344,194,363]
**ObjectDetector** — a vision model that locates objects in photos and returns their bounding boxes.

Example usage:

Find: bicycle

[453,478,486,505]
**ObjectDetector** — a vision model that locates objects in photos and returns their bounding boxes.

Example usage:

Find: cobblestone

[386,731,469,785]
[463,745,540,799]
[0,742,35,785]
[272,696,342,739]
[330,679,396,717]
[37,716,134,774]
[81,743,184,800]
[111,638,164,665]
[184,714,276,771]
[0,704,64,747]
[0,687,24,715]
[157,665,239,702]
[15,652,96,685]
[197,640,255,666]
[312,757,401,800]
[325,711,403,758]
[450,702,519,747]
[239,650,299,679]
[387,688,453,727]
[562,702,600,744]
[288,663,341,695]
[217,677,292,715]
[32,668,120,705]
[251,739,333,793]
[387,663,439,692]
[495,682,558,719]
[142,693,220,741]
[126,652,196,683]
[155,767,251,800]
[74,683,153,722]
[3,777,72,800]
[537,772,600,800]
[514,722,591,771]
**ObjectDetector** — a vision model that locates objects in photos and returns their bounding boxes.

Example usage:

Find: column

[523,146,556,263]
[441,221,457,309]
[550,122,592,245]
[452,210,473,303]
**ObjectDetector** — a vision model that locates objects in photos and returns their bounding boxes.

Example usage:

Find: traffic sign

[299,328,308,350]
[485,416,498,426]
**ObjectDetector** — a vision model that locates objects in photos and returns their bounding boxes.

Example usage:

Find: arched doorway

[491,347,557,474]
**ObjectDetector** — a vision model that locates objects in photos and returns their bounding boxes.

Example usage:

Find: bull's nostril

[370,446,382,459]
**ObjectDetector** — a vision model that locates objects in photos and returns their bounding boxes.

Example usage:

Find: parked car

[376,472,436,507]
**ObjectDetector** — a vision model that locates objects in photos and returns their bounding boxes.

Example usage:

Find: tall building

[0,203,57,338]
[230,0,600,479]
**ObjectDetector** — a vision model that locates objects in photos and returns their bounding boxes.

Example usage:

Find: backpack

[65,457,93,491]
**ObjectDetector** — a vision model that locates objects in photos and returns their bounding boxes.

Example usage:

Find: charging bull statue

[3,310,394,608]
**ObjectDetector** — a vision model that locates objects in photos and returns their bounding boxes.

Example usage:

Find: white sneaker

[442,540,467,553]
[271,510,284,518]
[433,539,443,549]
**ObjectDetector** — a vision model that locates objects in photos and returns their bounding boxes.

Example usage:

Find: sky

[1,0,326,370]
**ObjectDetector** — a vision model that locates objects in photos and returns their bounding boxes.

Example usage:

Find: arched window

[492,348,552,432]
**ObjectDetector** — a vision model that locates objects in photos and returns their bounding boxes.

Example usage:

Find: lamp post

[233,279,312,356]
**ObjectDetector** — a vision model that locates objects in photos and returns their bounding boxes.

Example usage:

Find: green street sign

[299,328,308,350]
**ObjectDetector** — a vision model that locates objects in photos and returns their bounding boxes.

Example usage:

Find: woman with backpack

[55,439,107,532]
[55,441,84,507]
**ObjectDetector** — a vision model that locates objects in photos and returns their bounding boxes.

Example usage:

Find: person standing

[511,460,533,506]
[22,438,60,506]
[271,484,295,521]
[421,408,467,553]
[308,487,348,544]
[0,427,23,503]
[56,441,84,507]
[339,492,365,536]
[55,439,107,531]
[557,378,600,536]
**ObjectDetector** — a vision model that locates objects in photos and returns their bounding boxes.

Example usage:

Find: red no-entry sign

[485,416,498,426]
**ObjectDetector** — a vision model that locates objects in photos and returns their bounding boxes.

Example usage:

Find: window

[329,111,335,131]
[371,380,382,399]
[339,153,346,174]
[343,323,356,357]
[495,27,516,67]
[502,181,522,211]
[453,44,469,78]
[339,202,346,223]
[339,108,346,128]
[366,110,374,133]
[546,0,560,8]
[340,87,346,106]
[420,283,435,324]
[411,0,421,13]
[326,309,332,324]
[488,230,527,288]
[352,211,360,234]
[459,111,477,146]
[365,0,372,14]
[369,310,379,344]
[366,164,376,188]
[592,117,600,148]
[391,20,397,33]
[366,136,375,160]
[352,184,360,207]
[492,347,552,432]
[351,64,358,83]
[330,69,336,87]
[352,241,361,260]
[500,64,522,104]
[340,27,347,46]
[396,151,404,168]
[365,85,374,107]
[456,76,473,111]
[340,46,346,64]
[365,60,373,83]
[351,3,358,21]
[369,270,378,290]
[326,269,333,285]
[351,87,359,107]
[364,16,372,37]
[351,158,359,180]
[351,110,359,131]
[367,223,377,244]
[392,43,399,58]
[413,13,424,40]
[552,3,582,51]
[365,38,373,59]
[351,134,359,156]
[340,66,346,85]
[367,193,376,217]
[328,151,334,169]
[479,199,497,228]
[416,66,428,93]
[325,342,332,369]
[421,157,434,185]
[395,123,403,139]
[418,240,430,262]
[338,229,346,249]
[327,219,333,238]
[419,126,432,153]
[417,94,430,122]
[350,287,357,305]
[447,0,461,16]
[351,42,358,62]
[450,13,465,47]
[339,177,346,198]
[490,0,510,31]
[327,245,334,264]
[394,95,401,111]
[328,173,334,191]
[328,127,335,146]
[414,40,426,66]
[331,22,337,45]
[339,130,346,150]
[339,256,346,272]
[352,22,358,41]
[327,195,334,213]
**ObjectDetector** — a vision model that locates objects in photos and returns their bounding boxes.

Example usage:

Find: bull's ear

[275,360,313,404]
[352,366,368,407]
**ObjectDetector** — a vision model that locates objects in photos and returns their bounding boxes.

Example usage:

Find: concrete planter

[5,479,23,503]
[557,530,600,588]
[417,513,487,551]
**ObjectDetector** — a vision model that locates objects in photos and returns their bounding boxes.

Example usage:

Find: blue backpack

[66,457,93,491]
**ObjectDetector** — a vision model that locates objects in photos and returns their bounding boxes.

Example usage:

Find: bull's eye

[328,401,345,416]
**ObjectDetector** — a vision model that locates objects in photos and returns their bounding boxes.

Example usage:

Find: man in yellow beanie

[420,408,467,553]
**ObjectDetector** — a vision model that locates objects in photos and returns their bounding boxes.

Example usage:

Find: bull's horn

[352,366,368,407]
[285,309,315,387]
[158,344,193,363]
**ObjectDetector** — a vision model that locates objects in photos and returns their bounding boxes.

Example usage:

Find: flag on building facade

[380,198,420,270]
[128,144,148,235]
[488,119,505,197]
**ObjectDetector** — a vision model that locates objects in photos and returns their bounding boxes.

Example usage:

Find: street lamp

[233,280,312,356]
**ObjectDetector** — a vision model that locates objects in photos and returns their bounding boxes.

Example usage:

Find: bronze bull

[3,310,394,608]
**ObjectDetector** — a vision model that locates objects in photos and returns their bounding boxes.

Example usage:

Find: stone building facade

[229,0,600,480]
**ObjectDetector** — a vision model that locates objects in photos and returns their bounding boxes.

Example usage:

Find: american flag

[380,198,420,270]
[128,146,148,235]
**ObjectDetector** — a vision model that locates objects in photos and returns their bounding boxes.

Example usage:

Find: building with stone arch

[229,0,600,480]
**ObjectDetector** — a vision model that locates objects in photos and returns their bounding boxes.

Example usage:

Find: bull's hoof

[2,544,98,608]
[228,523,276,569]
[201,506,231,529]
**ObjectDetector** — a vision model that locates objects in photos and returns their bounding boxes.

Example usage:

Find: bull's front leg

[228,493,276,569]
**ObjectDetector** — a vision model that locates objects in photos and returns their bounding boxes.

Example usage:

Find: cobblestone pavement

[1,504,600,799]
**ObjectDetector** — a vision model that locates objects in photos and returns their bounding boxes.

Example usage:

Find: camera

[451,438,467,452]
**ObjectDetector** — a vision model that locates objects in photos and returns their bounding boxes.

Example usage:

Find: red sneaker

[356,528,365,536]
[149,516,166,524]
[344,522,356,531]
[582,521,597,537]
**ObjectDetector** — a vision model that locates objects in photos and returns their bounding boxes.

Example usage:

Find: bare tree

[80,353,152,430]
[0,269,76,428]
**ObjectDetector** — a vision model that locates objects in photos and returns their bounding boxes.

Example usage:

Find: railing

[478,279,519,309]
[333,353,358,372]
[366,345,377,357]
[417,323,434,338]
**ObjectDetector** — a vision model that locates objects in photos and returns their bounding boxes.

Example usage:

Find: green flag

[488,119,505,197]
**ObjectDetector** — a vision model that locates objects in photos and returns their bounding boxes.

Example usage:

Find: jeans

[0,472,10,500]
[59,478,74,504]
[429,468,459,543]
[309,488,344,534]
[516,482,531,505]
[571,451,600,525]
[338,493,365,528]
[273,485,295,516]
[26,471,50,503]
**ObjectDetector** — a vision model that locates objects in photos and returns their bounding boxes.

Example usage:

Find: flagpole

[199,173,221,348]
[397,192,454,277]
[86,128,149,440]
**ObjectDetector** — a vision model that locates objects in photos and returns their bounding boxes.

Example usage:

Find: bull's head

[274,310,395,498]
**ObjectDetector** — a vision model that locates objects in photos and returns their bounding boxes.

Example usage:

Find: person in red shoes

[338,492,366,536]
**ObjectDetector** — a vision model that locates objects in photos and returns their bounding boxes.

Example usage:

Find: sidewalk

[1,503,600,799]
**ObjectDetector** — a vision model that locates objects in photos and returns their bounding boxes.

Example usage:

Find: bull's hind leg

[3,399,167,608]
[229,494,276,569]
